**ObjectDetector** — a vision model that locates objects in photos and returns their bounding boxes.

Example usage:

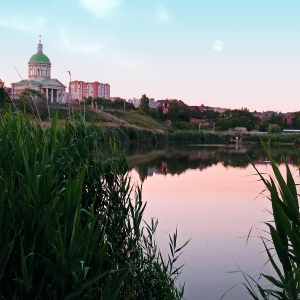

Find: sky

[0,0,299,112]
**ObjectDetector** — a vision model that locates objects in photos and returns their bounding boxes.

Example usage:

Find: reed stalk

[240,143,300,299]
[0,111,188,299]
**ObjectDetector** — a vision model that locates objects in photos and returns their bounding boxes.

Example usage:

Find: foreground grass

[0,111,188,299]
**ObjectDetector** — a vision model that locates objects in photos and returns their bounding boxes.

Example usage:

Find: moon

[213,40,223,52]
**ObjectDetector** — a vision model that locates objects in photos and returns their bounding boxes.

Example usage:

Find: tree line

[2,84,299,133]
[138,94,300,133]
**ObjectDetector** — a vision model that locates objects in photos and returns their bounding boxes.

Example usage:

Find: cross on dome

[37,35,43,53]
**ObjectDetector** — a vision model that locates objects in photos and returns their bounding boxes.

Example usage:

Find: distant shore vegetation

[1,85,300,147]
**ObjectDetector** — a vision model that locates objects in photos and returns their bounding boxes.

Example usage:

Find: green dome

[28,53,51,64]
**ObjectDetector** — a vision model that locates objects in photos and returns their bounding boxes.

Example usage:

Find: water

[126,144,300,300]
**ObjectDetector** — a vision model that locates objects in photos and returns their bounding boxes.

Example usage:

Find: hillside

[15,102,167,132]
[104,109,167,131]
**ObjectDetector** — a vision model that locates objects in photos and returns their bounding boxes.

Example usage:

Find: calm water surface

[126,144,300,300]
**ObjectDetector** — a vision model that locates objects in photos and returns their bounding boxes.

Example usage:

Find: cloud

[79,0,122,18]
[59,27,105,54]
[0,16,46,32]
[157,4,171,22]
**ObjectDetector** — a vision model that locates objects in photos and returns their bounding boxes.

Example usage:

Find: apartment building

[69,81,110,101]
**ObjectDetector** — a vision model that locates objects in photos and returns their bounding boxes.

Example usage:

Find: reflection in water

[126,144,300,182]
[125,144,300,300]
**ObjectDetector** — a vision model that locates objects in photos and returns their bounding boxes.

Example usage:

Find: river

[125,143,300,300]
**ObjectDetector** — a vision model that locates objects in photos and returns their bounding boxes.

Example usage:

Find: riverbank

[7,103,300,146]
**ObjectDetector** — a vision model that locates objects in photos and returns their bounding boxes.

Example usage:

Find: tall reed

[241,143,300,299]
[0,111,188,299]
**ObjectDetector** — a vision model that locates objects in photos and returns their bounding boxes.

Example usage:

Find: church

[11,37,66,103]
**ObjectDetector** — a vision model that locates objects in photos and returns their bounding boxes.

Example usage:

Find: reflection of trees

[126,144,300,182]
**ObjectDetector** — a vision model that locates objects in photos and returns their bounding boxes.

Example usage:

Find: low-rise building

[233,127,248,133]
[156,99,170,114]
[210,106,227,114]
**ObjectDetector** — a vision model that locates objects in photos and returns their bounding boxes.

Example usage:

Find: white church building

[11,37,66,103]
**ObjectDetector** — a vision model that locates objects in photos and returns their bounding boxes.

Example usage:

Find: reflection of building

[70,81,110,101]
[161,161,167,175]
[198,164,208,171]
[11,37,66,103]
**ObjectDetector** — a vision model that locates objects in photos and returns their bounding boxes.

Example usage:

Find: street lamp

[67,71,71,102]
[67,71,72,119]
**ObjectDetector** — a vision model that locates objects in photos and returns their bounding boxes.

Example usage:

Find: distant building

[4,87,12,99]
[233,127,248,133]
[127,97,140,108]
[283,113,293,125]
[156,99,170,114]
[149,98,157,109]
[253,111,293,125]
[210,107,227,114]
[110,97,125,102]
[189,118,201,123]
[282,129,300,134]
[189,104,206,112]
[253,111,276,122]
[11,37,66,103]
[127,97,156,109]
[69,81,110,101]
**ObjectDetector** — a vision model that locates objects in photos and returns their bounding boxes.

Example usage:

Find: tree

[167,100,190,122]
[268,113,284,126]
[19,88,45,104]
[218,108,259,131]
[139,94,149,114]
[215,118,231,131]
[155,108,165,121]
[202,108,220,119]
[292,111,300,129]
[0,80,9,108]
[267,124,281,134]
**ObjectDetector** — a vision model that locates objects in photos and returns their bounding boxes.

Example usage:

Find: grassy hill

[14,102,167,131]
[106,109,167,131]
